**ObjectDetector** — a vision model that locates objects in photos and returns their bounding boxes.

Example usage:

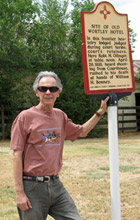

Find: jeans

[18,178,83,220]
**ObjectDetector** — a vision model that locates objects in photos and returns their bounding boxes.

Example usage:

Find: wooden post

[1,104,5,140]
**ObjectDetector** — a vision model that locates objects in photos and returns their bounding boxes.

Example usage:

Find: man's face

[35,76,60,107]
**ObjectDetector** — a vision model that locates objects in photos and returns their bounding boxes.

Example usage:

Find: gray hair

[33,71,63,92]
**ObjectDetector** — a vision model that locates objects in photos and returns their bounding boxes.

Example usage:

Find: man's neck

[35,103,53,114]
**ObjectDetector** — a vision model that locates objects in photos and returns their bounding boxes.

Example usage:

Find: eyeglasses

[37,86,59,93]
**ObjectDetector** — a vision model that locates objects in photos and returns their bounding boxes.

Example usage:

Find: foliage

[0,0,40,137]
[26,0,70,71]
[128,20,137,54]
[70,0,95,65]
[135,75,140,90]
[0,0,137,138]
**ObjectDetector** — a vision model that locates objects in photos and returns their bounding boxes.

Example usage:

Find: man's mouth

[44,96,53,100]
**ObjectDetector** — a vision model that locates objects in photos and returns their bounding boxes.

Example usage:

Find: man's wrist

[95,111,101,118]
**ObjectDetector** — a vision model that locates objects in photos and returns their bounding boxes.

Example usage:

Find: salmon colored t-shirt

[10,107,82,176]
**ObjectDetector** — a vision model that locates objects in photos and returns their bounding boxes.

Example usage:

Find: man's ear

[35,90,39,97]
[57,90,61,98]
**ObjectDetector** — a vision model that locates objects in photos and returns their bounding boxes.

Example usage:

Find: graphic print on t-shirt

[37,128,60,147]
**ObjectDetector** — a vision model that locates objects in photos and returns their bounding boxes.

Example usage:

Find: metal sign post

[108,91,121,220]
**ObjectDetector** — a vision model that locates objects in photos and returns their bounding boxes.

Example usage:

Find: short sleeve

[10,113,28,150]
[64,113,83,141]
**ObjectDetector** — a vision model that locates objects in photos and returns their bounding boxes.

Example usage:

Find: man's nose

[46,89,51,94]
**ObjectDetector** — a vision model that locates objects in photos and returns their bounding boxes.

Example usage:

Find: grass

[99,165,139,172]
[87,169,105,179]
[0,132,140,220]
[119,165,138,172]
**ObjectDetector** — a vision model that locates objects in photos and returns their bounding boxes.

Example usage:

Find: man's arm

[13,150,32,211]
[79,96,109,137]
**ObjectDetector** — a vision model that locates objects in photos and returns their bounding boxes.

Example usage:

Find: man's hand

[79,96,110,137]
[16,191,32,211]
[13,150,32,211]
[96,96,109,116]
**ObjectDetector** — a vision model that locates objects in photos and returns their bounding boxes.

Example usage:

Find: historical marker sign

[81,1,135,95]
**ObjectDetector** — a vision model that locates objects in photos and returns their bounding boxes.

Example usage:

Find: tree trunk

[1,104,5,140]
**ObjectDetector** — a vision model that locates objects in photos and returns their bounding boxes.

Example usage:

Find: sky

[94,0,140,60]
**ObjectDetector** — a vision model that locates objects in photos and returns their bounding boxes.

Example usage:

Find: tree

[0,0,137,139]
[0,0,39,138]
[26,0,70,71]
[63,0,101,125]
[128,20,137,54]
[70,0,95,65]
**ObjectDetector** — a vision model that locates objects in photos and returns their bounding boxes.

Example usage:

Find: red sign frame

[81,1,135,95]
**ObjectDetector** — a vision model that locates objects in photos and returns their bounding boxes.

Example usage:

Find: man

[10,71,109,220]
